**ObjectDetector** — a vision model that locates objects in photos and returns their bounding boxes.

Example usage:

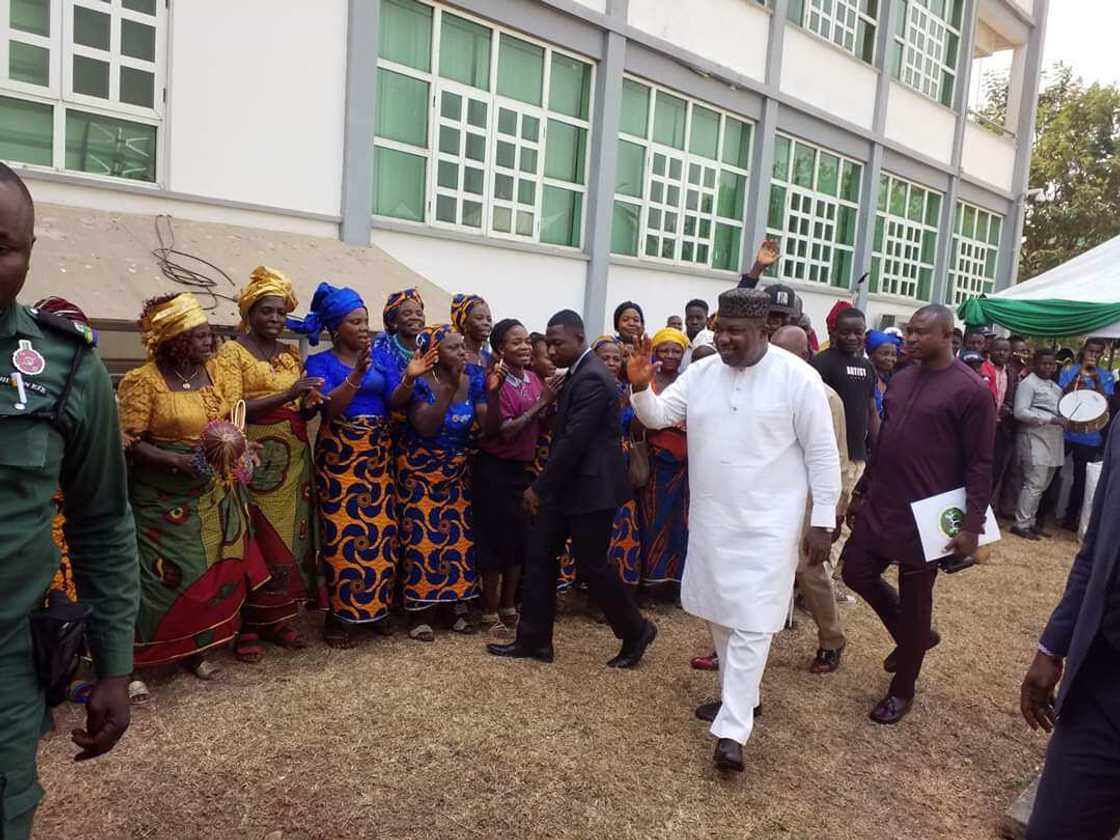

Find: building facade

[0,0,1047,335]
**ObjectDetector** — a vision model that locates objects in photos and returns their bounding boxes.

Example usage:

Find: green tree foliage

[978,63,1120,281]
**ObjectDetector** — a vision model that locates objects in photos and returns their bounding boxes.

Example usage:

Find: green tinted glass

[373,146,426,221]
[818,152,839,197]
[541,186,582,247]
[652,91,686,149]
[0,96,52,166]
[716,171,745,220]
[549,54,591,119]
[496,34,544,106]
[119,67,154,108]
[620,79,650,138]
[615,140,645,198]
[439,13,491,89]
[11,0,50,36]
[544,120,586,184]
[73,56,109,99]
[379,0,432,71]
[772,135,791,181]
[122,0,157,13]
[840,160,861,201]
[791,142,815,188]
[9,42,49,87]
[610,201,641,255]
[121,19,156,61]
[74,6,110,49]
[722,118,751,168]
[688,105,719,160]
[712,223,741,271]
[376,69,429,146]
[65,110,156,181]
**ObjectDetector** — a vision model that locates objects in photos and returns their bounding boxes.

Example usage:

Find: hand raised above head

[756,238,780,268]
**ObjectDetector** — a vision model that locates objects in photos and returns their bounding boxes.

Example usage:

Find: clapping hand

[542,372,566,405]
[486,359,508,394]
[626,335,658,391]
[288,376,325,403]
[406,348,439,381]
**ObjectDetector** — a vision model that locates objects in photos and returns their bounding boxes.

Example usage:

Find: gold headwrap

[139,293,207,357]
[238,266,299,330]
[650,326,690,351]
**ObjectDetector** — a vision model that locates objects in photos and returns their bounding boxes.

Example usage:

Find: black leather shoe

[1032,525,1053,539]
[1010,525,1041,541]
[884,628,941,673]
[693,701,762,722]
[607,619,657,668]
[485,640,554,663]
[869,694,913,724]
[713,738,744,772]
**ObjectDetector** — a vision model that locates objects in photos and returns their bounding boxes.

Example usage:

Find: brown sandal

[261,623,308,650]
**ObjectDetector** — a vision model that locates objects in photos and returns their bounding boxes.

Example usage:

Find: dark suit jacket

[532,349,629,516]
[1040,418,1120,711]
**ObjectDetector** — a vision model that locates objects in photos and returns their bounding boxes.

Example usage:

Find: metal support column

[339,0,380,245]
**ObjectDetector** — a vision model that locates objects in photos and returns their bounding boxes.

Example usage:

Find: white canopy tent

[993,233,1120,337]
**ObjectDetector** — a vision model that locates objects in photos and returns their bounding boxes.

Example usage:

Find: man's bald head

[0,163,35,309]
[912,303,954,335]
[771,324,810,361]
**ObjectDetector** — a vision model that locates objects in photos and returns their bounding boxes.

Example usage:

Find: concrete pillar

[339,0,380,246]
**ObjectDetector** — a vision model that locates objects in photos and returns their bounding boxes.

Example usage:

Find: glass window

[373,146,426,221]
[439,13,491,90]
[688,105,719,160]
[541,186,582,246]
[892,0,959,106]
[950,201,1003,304]
[652,91,686,149]
[620,79,650,138]
[722,118,751,169]
[379,0,433,71]
[616,140,645,198]
[800,0,878,62]
[73,6,110,50]
[543,120,585,184]
[0,96,52,165]
[873,173,940,300]
[376,69,429,147]
[11,0,50,36]
[65,109,156,181]
[122,0,156,13]
[9,42,49,87]
[119,66,154,108]
[765,133,862,288]
[711,222,741,271]
[121,19,156,62]
[496,34,544,106]
[548,53,591,119]
[611,201,641,256]
[73,55,109,99]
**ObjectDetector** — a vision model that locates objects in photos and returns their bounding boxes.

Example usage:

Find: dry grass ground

[36,530,1078,840]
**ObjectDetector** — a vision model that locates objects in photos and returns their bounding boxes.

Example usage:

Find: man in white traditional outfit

[628,288,841,772]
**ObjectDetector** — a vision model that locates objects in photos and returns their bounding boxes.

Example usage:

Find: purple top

[856,359,996,566]
[480,370,545,462]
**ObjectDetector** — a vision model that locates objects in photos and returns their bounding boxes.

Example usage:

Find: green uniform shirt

[0,302,139,677]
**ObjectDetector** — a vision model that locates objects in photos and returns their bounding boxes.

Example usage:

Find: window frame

[949,199,1002,306]
[372,0,595,250]
[1,0,165,184]
[797,0,879,64]
[891,0,960,107]
[610,73,753,273]
[765,132,863,290]
[870,171,941,302]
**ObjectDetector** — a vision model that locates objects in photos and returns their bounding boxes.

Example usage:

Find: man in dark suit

[487,310,656,667]
[1021,418,1120,839]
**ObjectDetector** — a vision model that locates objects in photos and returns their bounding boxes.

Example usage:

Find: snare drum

[1059,389,1109,435]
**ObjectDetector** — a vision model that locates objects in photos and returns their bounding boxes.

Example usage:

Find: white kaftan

[631,346,842,633]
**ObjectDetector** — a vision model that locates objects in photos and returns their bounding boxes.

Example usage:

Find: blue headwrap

[865,329,902,355]
[286,282,365,346]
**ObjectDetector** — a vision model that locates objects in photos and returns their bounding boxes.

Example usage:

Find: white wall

[866,295,923,331]
[961,120,1016,193]
[627,0,769,82]
[373,230,587,331]
[570,0,607,12]
[780,26,878,130]
[166,1,348,216]
[884,82,956,165]
[604,264,737,334]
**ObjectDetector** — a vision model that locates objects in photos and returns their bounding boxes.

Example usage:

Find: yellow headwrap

[238,266,299,330]
[139,293,207,357]
[650,327,690,351]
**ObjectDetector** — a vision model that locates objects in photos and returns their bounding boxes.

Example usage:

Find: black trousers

[1061,442,1103,527]
[516,506,644,648]
[1027,640,1120,840]
[841,525,938,700]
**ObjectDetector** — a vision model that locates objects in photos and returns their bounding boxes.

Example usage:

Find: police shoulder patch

[28,308,97,347]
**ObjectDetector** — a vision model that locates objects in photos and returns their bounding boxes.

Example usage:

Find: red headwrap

[825,301,853,334]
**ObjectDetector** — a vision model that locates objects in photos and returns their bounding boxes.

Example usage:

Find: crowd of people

[4,159,1120,839]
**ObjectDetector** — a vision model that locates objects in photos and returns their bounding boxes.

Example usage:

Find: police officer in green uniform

[0,164,139,839]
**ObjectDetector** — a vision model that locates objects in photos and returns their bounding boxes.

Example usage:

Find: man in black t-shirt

[812,307,880,464]
[811,307,880,586]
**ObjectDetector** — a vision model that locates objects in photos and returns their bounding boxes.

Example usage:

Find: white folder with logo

[910,487,1001,563]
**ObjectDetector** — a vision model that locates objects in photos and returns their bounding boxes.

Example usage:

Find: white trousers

[708,622,774,745]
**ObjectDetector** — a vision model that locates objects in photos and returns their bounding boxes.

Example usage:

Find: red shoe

[690,653,719,671]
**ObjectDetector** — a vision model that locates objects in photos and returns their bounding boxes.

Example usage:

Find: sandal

[183,655,221,680]
[408,623,435,642]
[261,623,308,650]
[128,679,151,706]
[323,616,361,650]
[235,631,265,663]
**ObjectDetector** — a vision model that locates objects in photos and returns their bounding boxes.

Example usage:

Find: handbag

[30,591,91,707]
[628,431,651,489]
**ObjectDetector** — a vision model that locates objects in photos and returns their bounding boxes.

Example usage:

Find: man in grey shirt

[1011,348,1067,540]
